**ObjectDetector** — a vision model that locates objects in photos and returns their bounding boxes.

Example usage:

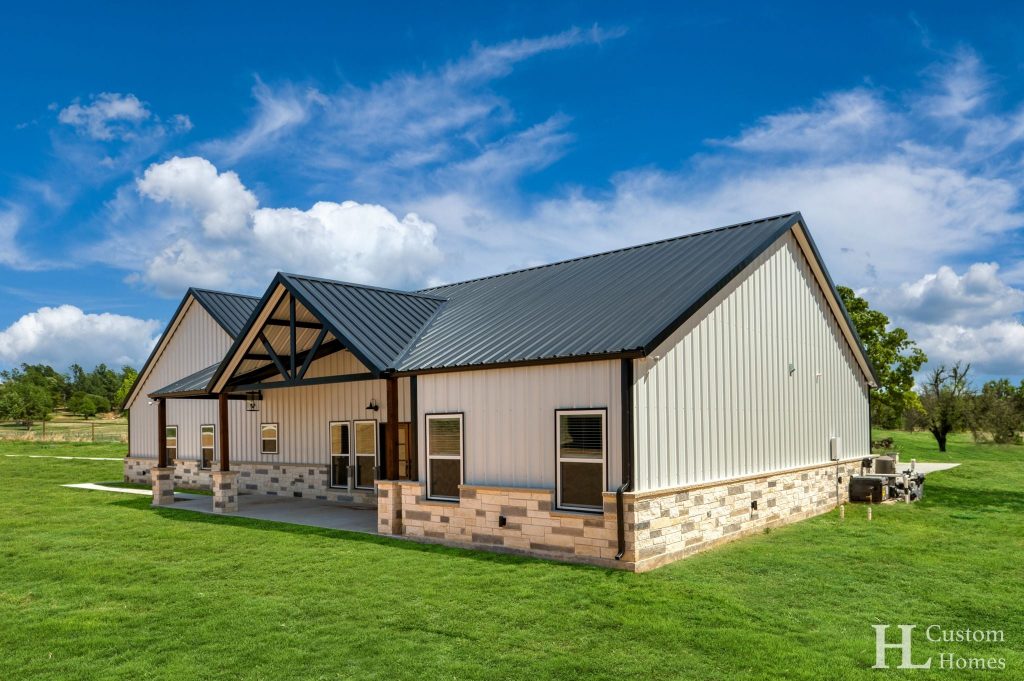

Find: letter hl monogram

[873,625,932,669]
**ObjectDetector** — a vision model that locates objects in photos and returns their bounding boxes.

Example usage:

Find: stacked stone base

[124,458,376,506]
[377,481,626,568]
[379,459,862,571]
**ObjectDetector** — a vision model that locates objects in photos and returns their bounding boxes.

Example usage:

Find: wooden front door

[397,423,412,480]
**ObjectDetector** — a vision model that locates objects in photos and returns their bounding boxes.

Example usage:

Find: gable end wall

[633,232,870,492]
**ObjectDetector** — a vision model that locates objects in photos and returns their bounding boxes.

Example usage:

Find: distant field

[0,411,127,443]
[0,430,1021,679]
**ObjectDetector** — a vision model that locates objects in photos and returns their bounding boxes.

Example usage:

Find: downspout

[616,358,635,560]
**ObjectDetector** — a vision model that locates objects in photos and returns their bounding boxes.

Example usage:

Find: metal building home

[123,212,877,571]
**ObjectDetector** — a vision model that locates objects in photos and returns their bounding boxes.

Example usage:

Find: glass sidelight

[353,420,377,490]
[329,421,350,488]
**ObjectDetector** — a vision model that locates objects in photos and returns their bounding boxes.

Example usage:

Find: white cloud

[910,320,1024,377]
[0,305,160,369]
[203,27,623,193]
[884,263,1024,325]
[105,157,443,296]
[58,93,153,141]
[137,156,257,238]
[715,89,894,155]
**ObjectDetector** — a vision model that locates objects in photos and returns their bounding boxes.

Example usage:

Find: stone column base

[151,467,175,507]
[376,481,404,534]
[212,470,240,513]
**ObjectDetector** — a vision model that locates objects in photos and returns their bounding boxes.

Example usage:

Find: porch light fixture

[366,399,380,412]
[245,391,262,412]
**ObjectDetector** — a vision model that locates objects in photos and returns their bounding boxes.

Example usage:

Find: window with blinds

[165,426,177,462]
[329,421,350,488]
[426,414,463,501]
[353,420,377,490]
[555,410,605,512]
[200,424,215,469]
[261,423,278,455]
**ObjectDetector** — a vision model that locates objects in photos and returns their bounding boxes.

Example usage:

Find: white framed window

[426,413,463,501]
[261,423,279,455]
[555,409,606,513]
[353,420,377,490]
[200,424,215,470]
[165,426,178,462]
[329,421,350,489]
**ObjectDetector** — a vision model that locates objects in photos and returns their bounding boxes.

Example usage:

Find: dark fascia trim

[207,274,291,395]
[390,349,644,378]
[121,290,195,410]
[231,372,378,392]
[148,391,251,400]
[279,273,385,374]
[791,222,881,387]
[640,213,802,356]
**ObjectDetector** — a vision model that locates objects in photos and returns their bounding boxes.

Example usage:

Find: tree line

[839,287,1024,451]
[0,363,138,426]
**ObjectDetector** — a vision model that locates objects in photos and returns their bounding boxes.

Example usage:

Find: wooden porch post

[385,377,398,480]
[218,392,230,472]
[157,398,167,468]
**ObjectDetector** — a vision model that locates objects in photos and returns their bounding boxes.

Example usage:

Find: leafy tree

[837,286,928,428]
[67,392,108,419]
[114,366,139,412]
[971,379,1023,444]
[919,363,973,452]
[0,377,54,427]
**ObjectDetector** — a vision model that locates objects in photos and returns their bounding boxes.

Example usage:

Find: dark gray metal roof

[394,213,802,371]
[150,362,220,398]
[190,288,260,339]
[279,273,446,373]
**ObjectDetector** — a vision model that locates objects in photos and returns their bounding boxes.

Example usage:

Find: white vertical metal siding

[417,361,621,490]
[128,299,242,458]
[633,233,870,492]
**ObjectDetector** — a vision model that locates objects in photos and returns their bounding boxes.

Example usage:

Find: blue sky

[1,1,1023,381]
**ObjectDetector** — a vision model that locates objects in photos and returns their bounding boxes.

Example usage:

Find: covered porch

[171,492,378,534]
[148,274,433,515]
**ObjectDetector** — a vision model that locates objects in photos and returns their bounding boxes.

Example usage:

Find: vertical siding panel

[632,233,872,492]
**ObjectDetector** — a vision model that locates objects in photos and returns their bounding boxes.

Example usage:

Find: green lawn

[0,432,1021,680]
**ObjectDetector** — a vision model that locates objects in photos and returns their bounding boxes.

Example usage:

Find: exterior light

[245,391,262,412]
[366,399,380,412]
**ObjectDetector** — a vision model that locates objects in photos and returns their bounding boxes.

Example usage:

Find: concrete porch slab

[172,494,379,535]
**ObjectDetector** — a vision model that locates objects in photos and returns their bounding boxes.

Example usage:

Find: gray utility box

[849,475,888,503]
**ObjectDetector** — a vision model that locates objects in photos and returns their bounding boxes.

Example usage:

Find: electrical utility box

[829,437,842,461]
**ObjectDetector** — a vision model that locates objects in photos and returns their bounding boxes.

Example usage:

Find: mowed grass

[0,432,1021,681]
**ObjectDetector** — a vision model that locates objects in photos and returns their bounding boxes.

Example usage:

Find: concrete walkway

[895,462,960,475]
[64,482,378,534]
[172,494,379,534]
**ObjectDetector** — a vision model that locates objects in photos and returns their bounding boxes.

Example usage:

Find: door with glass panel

[329,422,350,489]
[397,423,412,479]
[353,420,377,490]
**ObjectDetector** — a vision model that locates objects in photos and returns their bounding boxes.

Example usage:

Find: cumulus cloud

[0,305,160,369]
[910,321,1024,377]
[884,263,1024,325]
[137,156,257,238]
[58,93,152,140]
[104,156,443,295]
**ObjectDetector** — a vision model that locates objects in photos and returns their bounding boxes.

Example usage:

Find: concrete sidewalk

[171,494,379,534]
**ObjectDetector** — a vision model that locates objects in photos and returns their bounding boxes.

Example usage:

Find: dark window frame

[352,419,378,491]
[165,425,178,462]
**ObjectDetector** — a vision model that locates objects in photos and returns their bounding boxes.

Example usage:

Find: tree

[114,366,138,412]
[837,286,928,428]
[919,363,972,452]
[0,378,54,427]
[68,392,100,419]
[972,379,1023,444]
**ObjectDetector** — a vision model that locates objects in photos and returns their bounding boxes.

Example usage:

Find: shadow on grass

[109,495,623,575]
